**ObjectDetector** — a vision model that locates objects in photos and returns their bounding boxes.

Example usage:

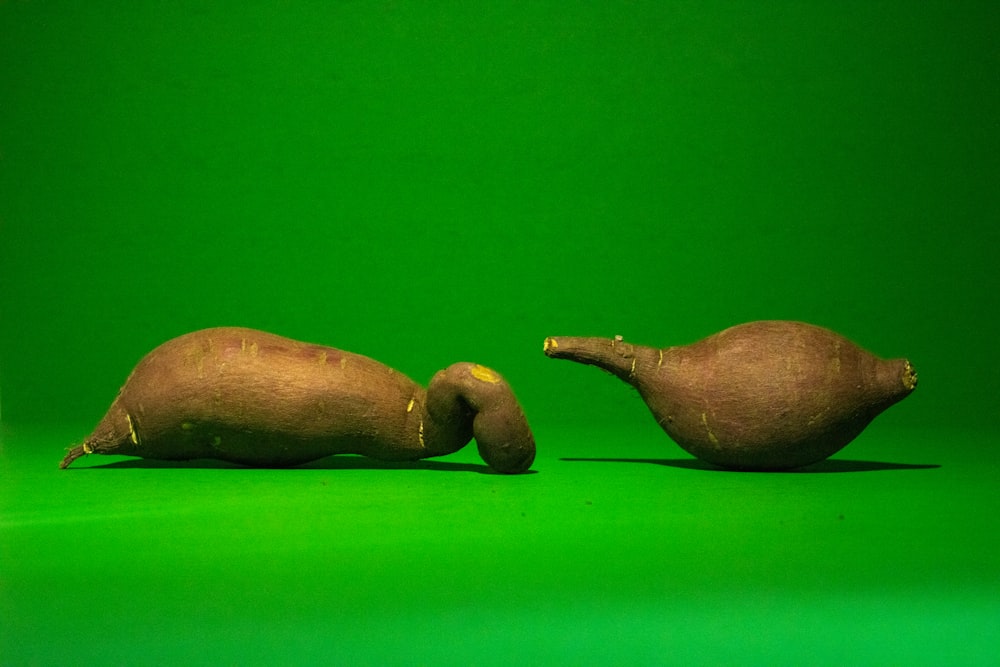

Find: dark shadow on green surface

[560,457,940,473]
[68,455,525,475]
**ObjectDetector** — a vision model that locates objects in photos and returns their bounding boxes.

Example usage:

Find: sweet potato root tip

[902,360,918,390]
[59,445,88,469]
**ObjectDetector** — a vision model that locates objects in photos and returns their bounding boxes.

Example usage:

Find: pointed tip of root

[542,337,559,356]
[59,444,88,469]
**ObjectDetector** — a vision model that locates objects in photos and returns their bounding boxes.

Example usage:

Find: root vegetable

[543,321,917,470]
[60,327,535,473]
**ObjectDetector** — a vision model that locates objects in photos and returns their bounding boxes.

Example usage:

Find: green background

[2,2,997,665]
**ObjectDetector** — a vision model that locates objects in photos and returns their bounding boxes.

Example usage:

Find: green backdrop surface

[2,2,998,665]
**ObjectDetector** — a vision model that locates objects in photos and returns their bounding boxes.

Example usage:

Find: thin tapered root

[59,444,89,469]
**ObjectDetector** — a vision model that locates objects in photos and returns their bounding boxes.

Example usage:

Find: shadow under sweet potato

[67,455,532,474]
[560,457,939,473]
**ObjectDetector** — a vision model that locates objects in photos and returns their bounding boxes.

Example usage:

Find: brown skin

[544,321,917,470]
[60,327,535,473]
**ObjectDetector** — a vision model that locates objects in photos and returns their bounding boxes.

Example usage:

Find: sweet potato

[60,327,535,473]
[543,321,917,470]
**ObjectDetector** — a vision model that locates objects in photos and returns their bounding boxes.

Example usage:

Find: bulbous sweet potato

[544,321,917,470]
[61,327,535,473]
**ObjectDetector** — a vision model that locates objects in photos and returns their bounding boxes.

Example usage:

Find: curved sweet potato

[61,327,535,473]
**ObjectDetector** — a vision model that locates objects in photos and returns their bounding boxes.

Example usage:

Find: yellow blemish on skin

[470,364,500,384]
[701,412,720,445]
[82,442,93,454]
[126,413,139,445]
[340,356,348,369]
[657,349,663,369]
[249,341,259,357]
[902,361,918,390]
[406,398,415,413]
[544,337,558,352]
[629,358,636,379]
[418,420,425,447]
[317,350,328,365]
[241,338,247,353]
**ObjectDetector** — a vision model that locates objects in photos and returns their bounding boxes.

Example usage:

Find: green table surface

[2,422,997,666]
